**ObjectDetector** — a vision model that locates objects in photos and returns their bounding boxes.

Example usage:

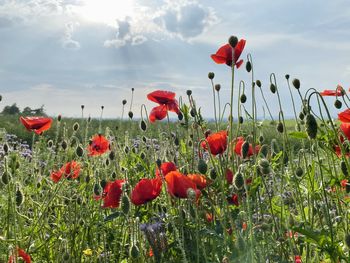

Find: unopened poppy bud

[239,116,244,124]
[73,122,79,131]
[190,108,196,117]
[208,72,215,79]
[210,168,217,179]
[256,80,262,87]
[341,161,348,176]
[76,145,84,157]
[3,143,9,153]
[186,188,197,201]
[109,151,115,160]
[259,144,268,158]
[88,116,91,122]
[228,35,238,48]
[101,105,104,110]
[188,140,193,147]
[111,171,117,179]
[270,83,276,94]
[15,188,24,206]
[47,140,53,148]
[198,159,208,174]
[61,140,68,150]
[305,114,318,139]
[241,141,250,158]
[140,152,145,159]
[215,84,221,91]
[140,120,147,131]
[245,61,252,72]
[122,99,127,105]
[93,183,101,196]
[234,172,244,189]
[186,90,192,96]
[174,137,179,146]
[128,111,133,119]
[334,99,342,109]
[178,112,183,120]
[259,135,264,144]
[156,159,162,168]
[285,74,290,80]
[124,146,129,154]
[205,129,211,137]
[2,171,10,184]
[105,159,110,166]
[130,244,140,258]
[100,179,107,189]
[299,112,305,120]
[81,105,84,110]
[292,78,300,89]
[295,167,303,178]
[240,94,247,103]
[57,114,62,122]
[276,122,284,133]
[121,195,130,214]
[345,234,350,248]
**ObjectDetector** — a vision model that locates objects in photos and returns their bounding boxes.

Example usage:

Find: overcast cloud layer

[0,0,350,119]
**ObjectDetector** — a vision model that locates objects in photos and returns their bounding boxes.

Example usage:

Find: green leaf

[289,131,308,139]
[104,211,121,222]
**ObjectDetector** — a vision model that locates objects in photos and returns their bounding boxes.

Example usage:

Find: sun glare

[75,0,135,25]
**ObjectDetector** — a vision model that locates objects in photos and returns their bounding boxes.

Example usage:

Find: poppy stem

[210,79,218,131]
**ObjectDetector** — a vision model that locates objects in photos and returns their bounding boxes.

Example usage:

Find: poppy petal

[149,105,167,123]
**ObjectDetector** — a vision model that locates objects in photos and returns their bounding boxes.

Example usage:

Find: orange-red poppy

[187,174,209,190]
[165,171,200,199]
[8,248,31,263]
[131,178,162,205]
[20,116,52,135]
[320,89,344,96]
[234,137,260,158]
[147,90,180,122]
[98,179,125,208]
[155,162,177,178]
[50,161,81,183]
[338,109,350,123]
[211,39,246,68]
[201,130,228,156]
[88,134,110,156]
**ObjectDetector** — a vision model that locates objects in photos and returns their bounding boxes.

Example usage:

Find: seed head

[292,78,300,89]
[234,172,244,189]
[186,90,192,96]
[256,80,262,87]
[122,99,127,105]
[305,114,318,139]
[228,35,238,48]
[245,61,252,72]
[240,94,247,103]
[208,72,215,79]
[215,84,221,92]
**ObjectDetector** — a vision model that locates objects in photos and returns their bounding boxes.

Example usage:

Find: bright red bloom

[320,89,343,96]
[20,116,52,135]
[211,39,246,68]
[338,109,350,123]
[201,130,228,156]
[294,255,302,263]
[234,137,260,158]
[155,162,177,178]
[8,248,31,263]
[100,179,125,208]
[187,174,209,190]
[131,178,162,205]
[341,179,348,188]
[88,134,110,156]
[147,90,180,122]
[50,161,81,183]
[165,171,200,199]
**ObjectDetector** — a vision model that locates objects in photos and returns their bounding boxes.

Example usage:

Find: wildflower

[131,178,162,205]
[201,130,228,156]
[210,39,246,68]
[227,193,239,206]
[205,212,213,222]
[20,116,52,135]
[187,174,209,190]
[50,161,81,183]
[165,171,200,199]
[320,89,344,97]
[234,137,260,158]
[338,109,350,122]
[155,162,177,178]
[294,255,302,263]
[8,248,31,263]
[88,134,110,156]
[96,179,125,208]
[147,90,180,122]
[83,248,93,256]
[226,169,234,184]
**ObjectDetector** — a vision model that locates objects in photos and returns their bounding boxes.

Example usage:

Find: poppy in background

[187,174,209,190]
[99,179,125,208]
[131,178,162,205]
[211,39,246,68]
[8,248,31,263]
[50,161,81,183]
[320,87,344,96]
[88,134,110,156]
[201,130,228,156]
[155,162,177,178]
[234,137,260,158]
[147,90,180,122]
[20,116,52,135]
[165,171,200,199]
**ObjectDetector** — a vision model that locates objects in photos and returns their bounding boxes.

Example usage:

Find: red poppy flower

[228,193,239,206]
[226,169,234,184]
[338,109,350,122]
[205,212,213,222]
[8,248,31,263]
[50,161,81,183]
[234,137,260,158]
[341,179,348,188]
[88,134,110,156]
[341,122,350,141]
[187,174,209,190]
[147,90,180,122]
[294,255,302,263]
[131,178,162,205]
[165,171,200,199]
[99,179,125,208]
[201,130,228,156]
[320,89,344,96]
[155,162,177,178]
[211,39,246,68]
[20,116,52,135]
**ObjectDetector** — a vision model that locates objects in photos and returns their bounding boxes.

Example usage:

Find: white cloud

[62,22,80,50]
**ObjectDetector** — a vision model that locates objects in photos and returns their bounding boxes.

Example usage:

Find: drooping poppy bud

[305,114,318,139]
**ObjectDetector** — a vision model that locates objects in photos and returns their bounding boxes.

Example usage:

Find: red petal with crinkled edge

[167,100,180,114]
[101,179,125,208]
[8,248,31,263]
[20,116,52,134]
[131,178,162,205]
[147,90,176,105]
[211,44,232,66]
[233,39,246,66]
[149,105,167,122]
[165,171,200,199]
[338,109,350,122]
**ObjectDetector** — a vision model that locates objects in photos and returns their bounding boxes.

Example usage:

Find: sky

[0,0,350,119]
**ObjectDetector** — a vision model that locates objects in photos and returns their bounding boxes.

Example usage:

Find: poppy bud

[156,159,162,168]
[285,74,290,80]
[62,252,70,261]
[174,137,179,146]
[124,146,129,154]
[99,179,107,189]
[178,112,183,120]
[188,140,193,147]
[210,168,217,179]
[305,114,317,139]
[190,108,196,117]
[198,159,208,174]
[93,183,101,196]
[85,174,90,183]
[334,99,342,109]
[140,152,146,159]
[73,122,80,131]
[111,171,117,179]
[105,159,110,166]
[16,188,24,206]
[76,145,84,157]
[3,143,9,153]
[292,78,300,89]
[283,153,289,165]
[270,83,276,94]
[299,112,305,120]
[109,151,115,160]
[341,161,348,176]
[295,167,303,178]
[47,140,53,148]
[240,94,247,103]
[259,135,264,144]
[130,244,140,258]
[128,111,133,119]
[228,35,238,48]
[61,140,67,150]
[205,129,211,138]
[276,122,284,133]
[239,116,244,124]
[245,61,252,72]
[234,172,244,189]
[345,234,350,248]
[140,120,147,131]
[0,95,2,101]
[186,188,197,201]
[88,116,91,122]
[81,105,84,110]
[256,80,262,88]
[259,144,268,158]
[186,90,192,96]
[241,141,250,159]
[259,159,271,175]
[2,171,10,184]
[121,195,130,214]
[57,114,62,122]
[208,72,215,79]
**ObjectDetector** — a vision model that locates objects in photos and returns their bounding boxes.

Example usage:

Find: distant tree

[22,106,32,115]
[2,103,20,115]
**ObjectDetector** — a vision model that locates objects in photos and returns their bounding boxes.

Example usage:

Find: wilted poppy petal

[149,105,168,123]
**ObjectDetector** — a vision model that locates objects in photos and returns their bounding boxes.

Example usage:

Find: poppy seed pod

[246,61,252,72]
[186,90,192,96]
[295,167,304,178]
[198,159,208,174]
[292,78,300,89]
[16,188,24,206]
[128,111,134,119]
[228,35,238,48]
[73,122,80,131]
[121,195,130,214]
[76,145,84,157]
[276,122,284,133]
[270,83,276,94]
[240,94,247,103]
[341,161,348,176]
[208,72,215,79]
[47,140,53,148]
[305,114,318,139]
[234,172,244,189]
[241,141,250,159]
[2,171,11,184]
[186,188,197,201]
[285,74,290,80]
[57,114,62,122]
[256,80,262,88]
[215,84,221,92]
[122,99,127,105]
[334,99,342,109]
[140,120,147,131]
